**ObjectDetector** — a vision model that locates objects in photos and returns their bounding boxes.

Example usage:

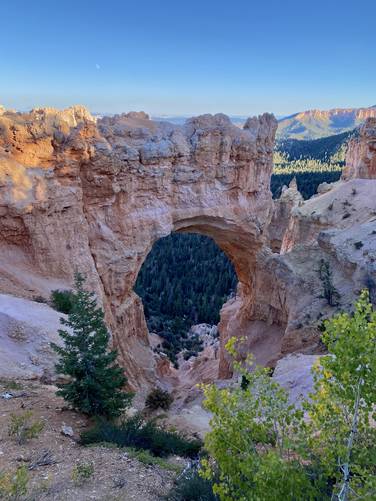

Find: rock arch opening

[134,232,238,368]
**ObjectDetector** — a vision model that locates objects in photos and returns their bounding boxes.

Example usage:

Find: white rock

[61,424,74,437]
[272,353,319,405]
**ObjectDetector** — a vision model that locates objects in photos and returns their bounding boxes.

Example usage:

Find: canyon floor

[0,380,180,500]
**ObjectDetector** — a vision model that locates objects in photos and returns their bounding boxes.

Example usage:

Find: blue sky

[1,0,375,116]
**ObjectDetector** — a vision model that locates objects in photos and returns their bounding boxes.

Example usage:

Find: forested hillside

[135,130,353,363]
[276,130,353,162]
[271,170,342,199]
[271,129,354,198]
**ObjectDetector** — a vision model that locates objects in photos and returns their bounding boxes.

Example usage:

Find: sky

[0,0,375,117]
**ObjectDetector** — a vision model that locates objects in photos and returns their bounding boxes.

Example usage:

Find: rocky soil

[0,380,178,500]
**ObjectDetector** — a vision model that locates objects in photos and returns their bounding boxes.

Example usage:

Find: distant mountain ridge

[92,106,376,140]
[277,105,376,139]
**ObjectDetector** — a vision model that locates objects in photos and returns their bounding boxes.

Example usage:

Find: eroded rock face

[272,353,318,406]
[342,118,376,180]
[219,121,376,378]
[0,293,66,381]
[0,106,277,388]
[268,177,303,252]
[1,106,375,389]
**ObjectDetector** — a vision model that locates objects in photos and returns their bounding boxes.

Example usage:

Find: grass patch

[80,415,202,458]
[0,466,29,499]
[8,411,44,445]
[0,379,24,391]
[126,448,182,472]
[84,441,182,472]
[71,461,94,485]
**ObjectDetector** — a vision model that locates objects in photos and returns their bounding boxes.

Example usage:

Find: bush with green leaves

[80,414,202,458]
[145,387,173,411]
[126,448,180,472]
[201,338,323,500]
[0,466,29,500]
[167,462,218,501]
[51,273,133,419]
[304,289,376,499]
[71,461,94,485]
[50,289,75,314]
[8,411,44,445]
[200,291,376,500]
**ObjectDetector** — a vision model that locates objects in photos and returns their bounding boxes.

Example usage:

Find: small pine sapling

[318,259,340,306]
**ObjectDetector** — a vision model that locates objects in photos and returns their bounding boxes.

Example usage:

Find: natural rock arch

[0,107,279,387]
[1,107,375,389]
[79,112,279,386]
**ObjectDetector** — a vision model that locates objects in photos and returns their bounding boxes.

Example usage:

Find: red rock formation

[0,106,277,388]
[268,177,303,252]
[294,107,376,122]
[1,106,375,388]
[342,118,376,179]
[219,118,376,378]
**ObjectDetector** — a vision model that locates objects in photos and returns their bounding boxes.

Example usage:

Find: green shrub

[8,411,44,445]
[50,289,75,314]
[71,461,94,485]
[0,379,23,391]
[80,414,201,458]
[0,466,29,499]
[145,388,173,411]
[201,339,322,500]
[167,463,218,500]
[126,448,181,472]
[201,291,376,500]
[305,289,376,499]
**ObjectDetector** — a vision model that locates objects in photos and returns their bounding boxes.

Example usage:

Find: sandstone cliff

[0,106,375,389]
[218,118,376,377]
[0,106,277,388]
[342,117,376,179]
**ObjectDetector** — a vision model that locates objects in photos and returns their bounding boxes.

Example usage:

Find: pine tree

[51,273,133,419]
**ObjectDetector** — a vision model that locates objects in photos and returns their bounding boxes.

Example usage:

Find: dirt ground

[0,380,180,500]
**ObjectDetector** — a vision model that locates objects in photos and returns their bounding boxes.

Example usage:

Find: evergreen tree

[51,273,133,419]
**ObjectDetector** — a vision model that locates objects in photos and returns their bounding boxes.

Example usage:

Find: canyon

[0,106,375,398]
